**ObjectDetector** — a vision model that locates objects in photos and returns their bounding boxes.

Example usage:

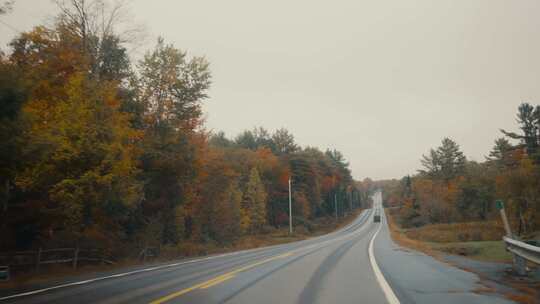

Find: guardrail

[503,236,540,275]
[496,199,540,276]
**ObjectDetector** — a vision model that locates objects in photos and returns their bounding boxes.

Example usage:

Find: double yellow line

[150,252,293,304]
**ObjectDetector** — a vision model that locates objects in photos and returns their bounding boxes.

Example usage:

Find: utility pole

[289,177,292,235]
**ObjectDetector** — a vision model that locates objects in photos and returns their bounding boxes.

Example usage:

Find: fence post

[35,248,42,272]
[73,247,79,269]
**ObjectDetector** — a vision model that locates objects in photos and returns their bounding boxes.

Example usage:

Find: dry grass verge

[385,208,439,257]
[404,220,505,243]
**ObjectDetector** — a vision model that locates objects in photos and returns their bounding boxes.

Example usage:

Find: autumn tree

[133,37,211,244]
[194,149,242,243]
[496,158,540,235]
[241,168,268,233]
[0,0,150,251]
[10,44,140,248]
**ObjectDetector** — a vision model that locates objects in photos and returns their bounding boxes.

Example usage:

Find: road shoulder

[374,209,518,304]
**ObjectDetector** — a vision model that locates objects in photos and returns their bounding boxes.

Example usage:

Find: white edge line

[1,210,372,302]
[368,212,400,304]
[0,247,264,301]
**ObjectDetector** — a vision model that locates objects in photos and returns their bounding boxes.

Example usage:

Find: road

[0,192,514,304]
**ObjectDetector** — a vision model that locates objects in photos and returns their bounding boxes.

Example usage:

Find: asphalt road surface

[0,192,514,304]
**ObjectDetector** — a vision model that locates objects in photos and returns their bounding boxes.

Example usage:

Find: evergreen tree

[486,137,514,169]
[420,138,465,181]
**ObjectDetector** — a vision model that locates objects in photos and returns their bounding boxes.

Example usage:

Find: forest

[0,1,368,256]
[382,103,540,237]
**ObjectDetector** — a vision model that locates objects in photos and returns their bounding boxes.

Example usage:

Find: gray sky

[1,0,540,180]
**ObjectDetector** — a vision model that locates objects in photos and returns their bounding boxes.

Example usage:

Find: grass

[385,208,510,262]
[429,241,512,262]
[402,220,505,243]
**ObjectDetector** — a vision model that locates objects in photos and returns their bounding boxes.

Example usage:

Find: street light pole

[289,177,292,235]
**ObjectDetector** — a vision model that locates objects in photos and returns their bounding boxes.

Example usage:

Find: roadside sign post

[496,199,527,276]
[495,200,512,237]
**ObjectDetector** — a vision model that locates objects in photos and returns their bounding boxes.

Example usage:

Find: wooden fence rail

[0,247,114,277]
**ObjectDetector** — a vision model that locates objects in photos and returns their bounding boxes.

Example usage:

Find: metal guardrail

[497,199,540,276]
[503,236,540,275]
[504,237,540,264]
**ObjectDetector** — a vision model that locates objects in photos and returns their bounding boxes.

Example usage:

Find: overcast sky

[1,0,539,180]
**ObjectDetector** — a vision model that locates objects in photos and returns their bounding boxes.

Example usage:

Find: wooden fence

[138,247,159,262]
[0,247,114,276]
[0,247,164,281]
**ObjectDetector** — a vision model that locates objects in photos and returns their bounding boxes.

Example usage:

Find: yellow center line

[149,251,293,304]
[199,274,235,289]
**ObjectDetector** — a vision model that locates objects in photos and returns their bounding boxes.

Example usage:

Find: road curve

[0,193,514,304]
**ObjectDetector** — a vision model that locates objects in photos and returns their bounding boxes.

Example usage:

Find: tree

[496,158,540,235]
[252,127,272,148]
[420,138,465,181]
[210,181,242,243]
[437,138,466,180]
[271,128,299,155]
[0,14,143,250]
[0,58,27,211]
[486,137,514,169]
[456,161,495,220]
[501,102,540,164]
[134,38,211,244]
[54,0,142,80]
[209,131,234,148]
[420,149,441,177]
[0,1,13,14]
[17,72,141,245]
[241,168,267,233]
[136,37,210,131]
[235,130,257,150]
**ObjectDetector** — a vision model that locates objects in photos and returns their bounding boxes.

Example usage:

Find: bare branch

[0,1,14,15]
